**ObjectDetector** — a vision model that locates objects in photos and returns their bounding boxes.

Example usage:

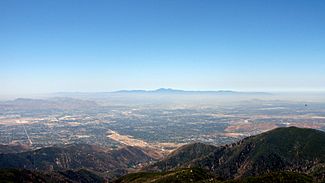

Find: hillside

[5,168,312,183]
[146,142,219,171]
[0,144,156,179]
[0,168,104,183]
[115,168,218,183]
[116,168,314,183]
[147,127,325,180]
[0,144,30,154]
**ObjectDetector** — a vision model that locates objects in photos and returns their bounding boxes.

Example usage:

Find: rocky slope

[0,143,156,179]
[147,127,325,181]
[116,168,315,183]
[0,168,104,183]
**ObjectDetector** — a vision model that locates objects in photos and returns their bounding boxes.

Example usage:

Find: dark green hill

[0,144,30,154]
[147,142,219,171]
[1,168,318,183]
[0,144,155,178]
[115,168,219,183]
[0,168,104,183]
[0,169,50,183]
[115,168,314,183]
[147,127,325,180]
[226,171,313,183]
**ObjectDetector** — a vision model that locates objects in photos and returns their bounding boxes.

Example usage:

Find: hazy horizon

[1,88,325,103]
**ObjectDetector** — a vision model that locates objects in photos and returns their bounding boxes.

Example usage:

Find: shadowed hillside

[0,168,104,183]
[116,168,315,183]
[147,127,325,181]
[0,144,156,179]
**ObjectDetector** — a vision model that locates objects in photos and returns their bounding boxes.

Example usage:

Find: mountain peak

[154,88,183,92]
[147,127,325,179]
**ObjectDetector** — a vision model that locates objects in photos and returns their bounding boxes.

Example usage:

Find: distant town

[1,93,324,155]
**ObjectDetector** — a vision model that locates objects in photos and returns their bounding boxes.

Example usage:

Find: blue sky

[1,0,325,95]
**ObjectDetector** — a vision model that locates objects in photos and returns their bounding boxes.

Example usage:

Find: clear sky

[1,0,325,96]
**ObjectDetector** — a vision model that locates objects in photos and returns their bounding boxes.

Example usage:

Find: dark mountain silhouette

[0,144,30,154]
[145,142,219,172]
[146,127,325,181]
[0,168,104,183]
[115,168,218,183]
[0,144,156,180]
[115,168,314,183]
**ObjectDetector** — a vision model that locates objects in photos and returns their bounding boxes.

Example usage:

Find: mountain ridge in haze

[50,88,271,99]
[110,88,271,95]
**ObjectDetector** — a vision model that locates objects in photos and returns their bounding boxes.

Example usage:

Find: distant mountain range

[1,127,324,182]
[112,88,271,95]
[52,88,270,95]
[0,90,271,112]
